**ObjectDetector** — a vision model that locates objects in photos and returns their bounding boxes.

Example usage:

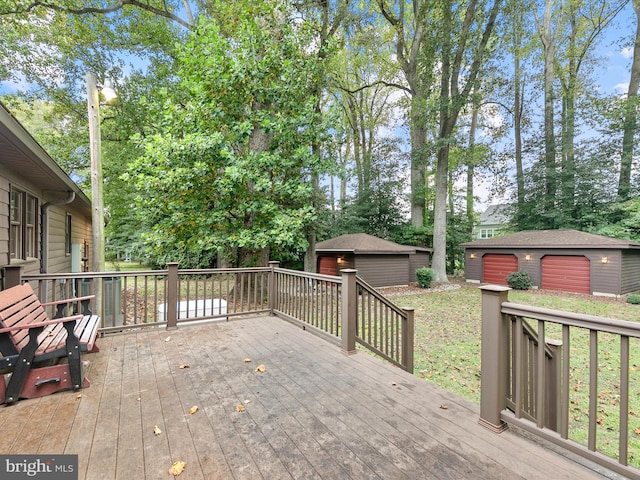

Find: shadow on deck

[0,315,613,479]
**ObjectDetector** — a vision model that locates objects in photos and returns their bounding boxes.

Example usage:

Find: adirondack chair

[0,283,101,405]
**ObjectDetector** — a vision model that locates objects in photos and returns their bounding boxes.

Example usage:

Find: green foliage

[627,294,640,305]
[125,7,328,268]
[416,267,435,289]
[506,269,532,290]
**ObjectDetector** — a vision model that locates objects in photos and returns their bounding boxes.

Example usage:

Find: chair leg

[4,326,43,405]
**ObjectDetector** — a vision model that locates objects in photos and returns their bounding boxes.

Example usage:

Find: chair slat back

[0,284,48,353]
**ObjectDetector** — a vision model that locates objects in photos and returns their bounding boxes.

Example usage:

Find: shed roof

[316,233,431,255]
[461,229,640,250]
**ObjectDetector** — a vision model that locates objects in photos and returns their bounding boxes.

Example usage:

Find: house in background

[461,229,640,296]
[316,233,432,287]
[473,204,510,239]
[0,101,92,288]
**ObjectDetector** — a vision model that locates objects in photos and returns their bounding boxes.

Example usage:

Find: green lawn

[392,284,640,466]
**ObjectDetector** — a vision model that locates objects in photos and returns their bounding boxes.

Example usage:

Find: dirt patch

[376,280,464,297]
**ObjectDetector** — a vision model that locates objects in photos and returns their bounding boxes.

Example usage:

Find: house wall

[354,255,410,287]
[409,252,430,283]
[46,205,92,274]
[0,165,92,287]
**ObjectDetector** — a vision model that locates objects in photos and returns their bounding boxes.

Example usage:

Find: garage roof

[460,229,640,250]
[316,233,431,255]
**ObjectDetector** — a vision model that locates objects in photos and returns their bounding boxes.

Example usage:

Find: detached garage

[461,229,640,296]
[315,233,432,287]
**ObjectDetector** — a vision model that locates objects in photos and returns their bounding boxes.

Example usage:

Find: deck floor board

[0,315,611,479]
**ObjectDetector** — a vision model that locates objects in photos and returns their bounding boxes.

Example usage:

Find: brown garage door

[541,255,590,294]
[318,256,338,276]
[483,254,518,285]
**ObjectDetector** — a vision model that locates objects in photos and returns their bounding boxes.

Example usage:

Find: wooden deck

[0,315,613,479]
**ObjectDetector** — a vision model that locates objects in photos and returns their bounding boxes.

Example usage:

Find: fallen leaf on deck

[244,358,251,363]
[178,364,190,369]
[168,460,186,476]
[153,425,162,436]
[439,405,449,410]
[255,364,266,373]
[236,405,246,412]
[189,405,198,414]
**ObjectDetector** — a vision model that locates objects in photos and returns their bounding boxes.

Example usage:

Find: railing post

[545,339,562,432]
[479,285,511,433]
[340,269,357,355]
[402,307,415,374]
[166,262,179,330]
[3,265,23,289]
[268,261,279,313]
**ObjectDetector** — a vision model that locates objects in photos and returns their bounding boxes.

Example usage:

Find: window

[10,188,38,260]
[65,213,72,255]
[480,229,495,239]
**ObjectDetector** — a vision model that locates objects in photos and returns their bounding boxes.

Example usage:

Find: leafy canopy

[124,4,328,267]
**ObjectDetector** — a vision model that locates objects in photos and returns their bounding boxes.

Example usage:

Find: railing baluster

[536,320,546,428]
[620,335,630,466]
[589,329,598,451]
[560,324,570,439]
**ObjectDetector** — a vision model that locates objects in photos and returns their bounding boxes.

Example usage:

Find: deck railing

[9,262,414,372]
[479,285,640,479]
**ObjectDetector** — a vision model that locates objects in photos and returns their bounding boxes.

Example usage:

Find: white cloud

[621,46,634,59]
[614,82,630,95]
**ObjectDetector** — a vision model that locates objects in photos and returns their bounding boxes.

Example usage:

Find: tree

[618,0,640,200]
[124,4,328,268]
[431,0,502,282]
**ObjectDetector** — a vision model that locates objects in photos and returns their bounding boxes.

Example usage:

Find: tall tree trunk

[618,0,640,200]
[537,0,561,227]
[431,0,501,283]
[467,101,479,233]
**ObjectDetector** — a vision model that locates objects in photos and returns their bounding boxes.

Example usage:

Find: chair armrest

[41,295,96,307]
[0,314,84,334]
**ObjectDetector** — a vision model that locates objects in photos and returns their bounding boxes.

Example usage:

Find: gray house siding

[621,251,640,294]
[465,248,626,295]
[355,255,410,287]
[409,252,430,283]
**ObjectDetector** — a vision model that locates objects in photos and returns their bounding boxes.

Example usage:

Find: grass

[391,283,640,467]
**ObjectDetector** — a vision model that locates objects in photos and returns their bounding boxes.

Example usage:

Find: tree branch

[1,1,194,29]
[338,79,411,96]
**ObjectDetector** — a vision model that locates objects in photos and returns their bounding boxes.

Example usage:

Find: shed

[315,233,432,287]
[461,229,640,296]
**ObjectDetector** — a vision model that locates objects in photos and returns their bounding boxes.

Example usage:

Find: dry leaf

[178,364,190,369]
[439,405,449,410]
[236,405,246,412]
[244,358,251,363]
[634,428,640,435]
[76,394,83,399]
[153,425,162,436]
[168,460,186,476]
[189,405,198,415]
[255,364,266,373]
[165,336,171,342]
